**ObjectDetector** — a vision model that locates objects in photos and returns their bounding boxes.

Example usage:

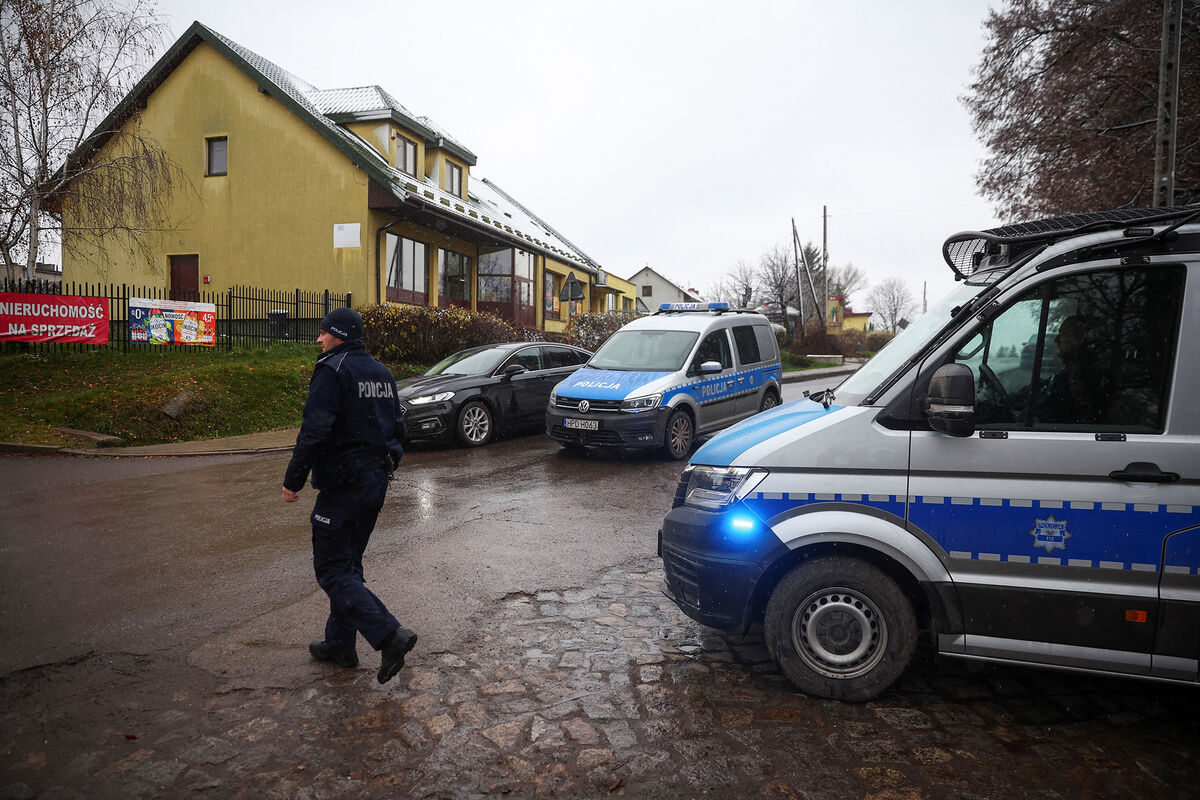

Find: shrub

[770,323,787,348]
[359,304,520,364]
[865,330,895,353]
[838,329,866,357]
[566,312,638,352]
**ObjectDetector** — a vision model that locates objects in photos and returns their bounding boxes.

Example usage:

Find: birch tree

[0,0,178,281]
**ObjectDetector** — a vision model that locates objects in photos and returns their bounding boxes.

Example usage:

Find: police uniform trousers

[310,466,399,651]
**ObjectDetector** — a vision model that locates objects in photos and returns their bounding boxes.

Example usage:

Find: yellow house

[56,22,620,337]
[826,295,871,335]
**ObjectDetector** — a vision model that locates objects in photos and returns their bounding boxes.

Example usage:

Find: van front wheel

[662,409,694,460]
[764,556,916,702]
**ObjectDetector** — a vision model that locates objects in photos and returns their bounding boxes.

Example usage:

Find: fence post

[122,284,128,354]
[226,287,233,352]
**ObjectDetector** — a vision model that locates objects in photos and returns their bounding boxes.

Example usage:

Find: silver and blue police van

[546,303,782,459]
[659,207,1200,701]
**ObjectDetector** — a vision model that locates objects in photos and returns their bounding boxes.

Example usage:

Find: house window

[438,249,471,305]
[385,233,427,304]
[544,273,560,320]
[642,284,652,297]
[606,293,615,312]
[397,134,417,176]
[479,250,512,302]
[206,137,227,176]
[444,161,462,197]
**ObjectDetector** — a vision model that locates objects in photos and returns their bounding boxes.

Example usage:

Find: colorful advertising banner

[129,297,217,346]
[0,292,110,344]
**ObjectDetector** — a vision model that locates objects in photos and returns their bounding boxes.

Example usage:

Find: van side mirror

[926,363,976,437]
[699,360,723,374]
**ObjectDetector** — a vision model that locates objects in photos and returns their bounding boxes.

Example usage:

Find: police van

[546,303,782,459]
[659,207,1200,701]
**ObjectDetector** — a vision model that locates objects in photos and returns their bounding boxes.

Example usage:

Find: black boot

[377,626,418,684]
[309,640,359,669]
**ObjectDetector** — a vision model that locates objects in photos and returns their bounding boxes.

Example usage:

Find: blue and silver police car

[546,303,782,459]
[660,207,1200,701]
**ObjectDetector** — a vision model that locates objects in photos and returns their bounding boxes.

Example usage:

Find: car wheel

[764,556,916,702]
[456,400,494,447]
[662,409,694,460]
[759,389,780,413]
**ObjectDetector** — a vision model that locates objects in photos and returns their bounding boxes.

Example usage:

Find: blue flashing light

[727,515,757,539]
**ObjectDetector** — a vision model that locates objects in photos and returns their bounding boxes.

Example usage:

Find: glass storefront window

[439,249,471,302]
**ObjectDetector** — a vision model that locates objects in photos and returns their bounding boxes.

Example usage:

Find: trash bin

[267,309,289,339]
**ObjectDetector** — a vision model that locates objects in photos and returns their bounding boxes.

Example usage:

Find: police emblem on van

[577,400,590,413]
[1030,516,1071,553]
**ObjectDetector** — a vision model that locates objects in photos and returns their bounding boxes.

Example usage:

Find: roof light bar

[656,302,730,313]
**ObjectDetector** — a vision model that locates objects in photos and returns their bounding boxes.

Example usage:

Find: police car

[546,303,783,459]
[659,207,1200,701]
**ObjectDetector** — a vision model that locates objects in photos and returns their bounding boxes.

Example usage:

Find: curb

[780,363,860,384]
[54,445,296,459]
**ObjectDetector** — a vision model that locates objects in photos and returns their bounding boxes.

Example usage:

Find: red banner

[0,292,110,344]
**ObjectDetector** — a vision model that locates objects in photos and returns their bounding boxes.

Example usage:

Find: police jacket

[283,340,405,492]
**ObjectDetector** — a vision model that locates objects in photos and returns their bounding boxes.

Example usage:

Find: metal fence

[0,279,351,354]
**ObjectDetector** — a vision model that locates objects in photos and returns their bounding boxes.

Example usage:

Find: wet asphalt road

[1,378,1198,799]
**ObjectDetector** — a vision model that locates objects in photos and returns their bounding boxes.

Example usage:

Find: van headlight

[409,391,454,405]
[684,467,767,510]
[621,393,662,412]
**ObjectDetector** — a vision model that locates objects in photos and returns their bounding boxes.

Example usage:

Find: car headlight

[684,466,767,510]
[408,391,454,405]
[620,393,662,412]
[549,387,557,405]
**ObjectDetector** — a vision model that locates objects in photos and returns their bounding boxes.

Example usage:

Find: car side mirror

[502,363,526,380]
[699,360,723,374]
[926,363,976,437]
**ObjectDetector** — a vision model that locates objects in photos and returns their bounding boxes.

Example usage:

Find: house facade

[626,266,704,313]
[57,22,634,337]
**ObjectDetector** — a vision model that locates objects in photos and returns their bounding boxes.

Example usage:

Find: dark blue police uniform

[283,308,416,684]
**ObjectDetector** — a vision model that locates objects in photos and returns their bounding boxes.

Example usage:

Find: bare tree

[867,277,916,334]
[827,262,866,306]
[757,243,797,339]
[0,0,180,281]
[963,0,1200,221]
[704,259,758,308]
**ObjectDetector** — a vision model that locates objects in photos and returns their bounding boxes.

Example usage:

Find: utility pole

[792,218,822,332]
[821,206,829,325]
[791,219,804,324]
[1153,0,1183,206]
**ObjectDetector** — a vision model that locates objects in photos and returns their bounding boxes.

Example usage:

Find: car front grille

[662,546,701,607]
[554,397,622,412]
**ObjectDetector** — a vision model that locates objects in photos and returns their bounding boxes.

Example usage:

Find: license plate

[564,418,598,430]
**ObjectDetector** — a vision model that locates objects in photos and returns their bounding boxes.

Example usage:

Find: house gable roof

[58,21,598,274]
[626,266,703,302]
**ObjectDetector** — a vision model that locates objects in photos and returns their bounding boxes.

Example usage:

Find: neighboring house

[10,262,63,285]
[826,295,871,335]
[626,266,704,313]
[592,270,637,315]
[53,22,634,337]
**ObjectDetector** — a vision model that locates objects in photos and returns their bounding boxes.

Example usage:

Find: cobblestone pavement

[3,556,1199,799]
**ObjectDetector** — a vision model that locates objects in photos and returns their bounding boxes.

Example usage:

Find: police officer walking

[281,307,417,684]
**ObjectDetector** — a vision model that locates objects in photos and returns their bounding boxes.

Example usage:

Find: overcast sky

[152,0,1002,312]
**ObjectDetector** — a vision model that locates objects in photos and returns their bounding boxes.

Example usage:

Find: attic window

[206,137,227,176]
[396,133,417,176]
[443,161,462,198]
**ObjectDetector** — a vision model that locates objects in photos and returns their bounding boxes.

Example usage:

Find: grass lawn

[0,344,423,447]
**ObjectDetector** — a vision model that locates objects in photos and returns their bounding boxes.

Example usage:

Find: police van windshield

[589,330,700,372]
[835,274,996,405]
